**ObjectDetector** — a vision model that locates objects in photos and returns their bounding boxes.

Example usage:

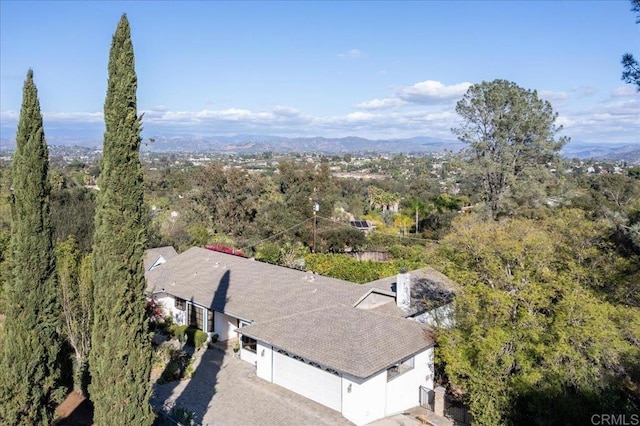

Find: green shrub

[169,324,188,341]
[194,330,208,348]
[156,315,173,335]
[162,361,181,382]
[156,405,195,425]
[211,333,219,343]
[184,326,208,348]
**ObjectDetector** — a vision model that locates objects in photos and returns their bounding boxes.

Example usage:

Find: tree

[393,213,413,236]
[407,198,426,234]
[88,15,154,425]
[56,238,93,396]
[0,69,63,425]
[190,163,267,239]
[50,186,95,252]
[621,0,640,91]
[452,79,568,219]
[434,213,640,424]
[318,227,366,253]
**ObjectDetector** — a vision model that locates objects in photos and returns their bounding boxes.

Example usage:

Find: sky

[1,0,639,145]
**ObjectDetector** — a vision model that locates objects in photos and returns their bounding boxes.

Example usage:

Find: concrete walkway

[151,347,354,426]
[365,407,453,426]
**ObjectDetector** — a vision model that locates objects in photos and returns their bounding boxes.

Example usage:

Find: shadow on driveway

[151,348,353,426]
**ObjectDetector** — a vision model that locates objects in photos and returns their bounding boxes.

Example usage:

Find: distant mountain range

[1,135,638,161]
[142,135,466,154]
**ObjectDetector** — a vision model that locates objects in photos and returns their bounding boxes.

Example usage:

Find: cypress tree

[88,15,153,424]
[0,69,62,425]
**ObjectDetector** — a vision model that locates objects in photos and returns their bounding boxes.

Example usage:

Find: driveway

[151,347,354,426]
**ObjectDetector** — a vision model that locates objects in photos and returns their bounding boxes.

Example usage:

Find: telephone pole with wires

[312,200,319,253]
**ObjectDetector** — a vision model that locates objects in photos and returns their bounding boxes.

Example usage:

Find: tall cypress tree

[88,15,153,425]
[0,69,62,425]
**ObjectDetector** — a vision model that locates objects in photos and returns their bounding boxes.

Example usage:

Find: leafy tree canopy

[433,213,640,424]
[453,79,568,219]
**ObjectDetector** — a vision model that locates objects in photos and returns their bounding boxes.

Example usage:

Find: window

[387,357,414,381]
[241,335,257,353]
[175,298,185,310]
[187,304,204,330]
[207,309,214,333]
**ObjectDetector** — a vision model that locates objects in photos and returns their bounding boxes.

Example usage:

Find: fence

[348,250,391,262]
[419,386,472,426]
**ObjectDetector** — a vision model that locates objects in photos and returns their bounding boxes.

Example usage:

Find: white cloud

[555,115,573,127]
[45,111,104,123]
[0,110,19,122]
[0,110,103,128]
[338,48,364,59]
[355,98,405,110]
[345,111,376,122]
[395,80,472,104]
[1,78,637,143]
[611,85,637,97]
[539,90,568,102]
[570,86,598,97]
[356,80,471,110]
[556,98,639,143]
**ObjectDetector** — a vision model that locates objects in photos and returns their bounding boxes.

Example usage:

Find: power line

[240,217,314,251]
[240,214,440,252]
[315,215,440,244]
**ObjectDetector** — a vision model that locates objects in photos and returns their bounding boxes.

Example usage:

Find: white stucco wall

[214,312,238,341]
[385,348,434,415]
[155,294,185,325]
[255,342,273,382]
[240,344,257,365]
[341,372,387,426]
[247,341,435,426]
[272,351,342,412]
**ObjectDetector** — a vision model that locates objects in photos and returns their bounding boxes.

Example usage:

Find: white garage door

[273,351,342,411]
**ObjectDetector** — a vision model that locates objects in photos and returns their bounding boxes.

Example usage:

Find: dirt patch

[53,391,93,426]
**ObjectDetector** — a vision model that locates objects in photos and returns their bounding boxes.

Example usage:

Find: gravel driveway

[151,347,354,426]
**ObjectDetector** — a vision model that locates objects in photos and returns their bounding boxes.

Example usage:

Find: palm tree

[408,198,426,234]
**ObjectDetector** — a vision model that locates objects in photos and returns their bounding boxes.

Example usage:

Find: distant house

[144,247,456,425]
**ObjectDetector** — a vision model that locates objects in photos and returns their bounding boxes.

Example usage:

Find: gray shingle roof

[145,247,448,378]
[146,247,370,322]
[239,304,433,379]
[362,267,458,317]
[144,246,178,272]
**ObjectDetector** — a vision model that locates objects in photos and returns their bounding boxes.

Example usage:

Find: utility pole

[312,201,319,253]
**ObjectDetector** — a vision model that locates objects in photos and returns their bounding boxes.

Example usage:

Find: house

[144,246,455,425]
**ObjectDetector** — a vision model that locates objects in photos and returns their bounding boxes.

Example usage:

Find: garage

[272,349,342,411]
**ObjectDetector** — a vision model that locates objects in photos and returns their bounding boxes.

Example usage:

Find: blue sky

[1,0,639,144]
